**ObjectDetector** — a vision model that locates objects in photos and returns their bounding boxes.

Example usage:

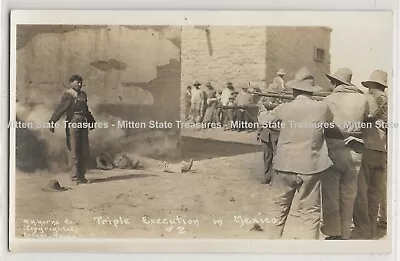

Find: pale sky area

[330,24,393,92]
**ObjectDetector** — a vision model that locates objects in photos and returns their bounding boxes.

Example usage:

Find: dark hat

[69,74,83,83]
[96,153,114,170]
[193,81,201,86]
[326,68,353,86]
[206,82,213,88]
[361,70,388,89]
[41,180,68,192]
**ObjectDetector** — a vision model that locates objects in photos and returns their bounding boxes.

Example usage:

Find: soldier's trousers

[379,176,387,223]
[66,126,89,181]
[189,100,202,123]
[353,148,387,239]
[321,145,362,239]
[261,136,278,182]
[236,109,250,130]
[268,171,322,239]
[185,102,191,120]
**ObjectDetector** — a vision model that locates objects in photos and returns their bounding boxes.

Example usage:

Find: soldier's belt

[71,113,88,122]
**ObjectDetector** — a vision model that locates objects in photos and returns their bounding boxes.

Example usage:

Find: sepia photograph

[8,11,394,253]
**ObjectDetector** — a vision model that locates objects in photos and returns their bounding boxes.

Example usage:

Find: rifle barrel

[253,91,328,101]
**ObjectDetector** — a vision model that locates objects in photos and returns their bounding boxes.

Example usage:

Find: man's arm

[258,103,283,125]
[364,93,387,123]
[49,93,73,124]
[322,104,345,140]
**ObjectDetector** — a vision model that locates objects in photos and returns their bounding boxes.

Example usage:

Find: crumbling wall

[15,25,182,173]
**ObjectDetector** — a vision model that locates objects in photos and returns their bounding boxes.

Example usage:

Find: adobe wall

[15,25,182,172]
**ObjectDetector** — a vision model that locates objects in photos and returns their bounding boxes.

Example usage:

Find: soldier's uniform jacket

[49,88,95,125]
[362,89,388,152]
[259,95,334,174]
[257,102,279,144]
[323,84,368,149]
[237,91,253,106]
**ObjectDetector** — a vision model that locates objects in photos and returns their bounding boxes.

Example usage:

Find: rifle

[251,91,331,101]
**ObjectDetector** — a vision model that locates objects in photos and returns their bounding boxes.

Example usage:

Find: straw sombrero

[361,70,388,89]
[326,68,353,86]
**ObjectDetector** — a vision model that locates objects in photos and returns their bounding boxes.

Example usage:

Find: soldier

[49,75,96,185]
[221,82,235,128]
[200,83,213,122]
[321,68,368,240]
[236,86,254,132]
[189,81,202,123]
[259,80,334,239]
[353,70,388,239]
[203,84,218,126]
[184,86,192,121]
[224,90,238,131]
[273,68,286,92]
[257,102,279,185]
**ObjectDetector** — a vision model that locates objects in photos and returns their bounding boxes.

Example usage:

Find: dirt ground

[13,128,387,240]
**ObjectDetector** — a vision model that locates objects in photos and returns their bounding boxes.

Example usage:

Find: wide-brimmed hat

[41,180,68,192]
[286,66,313,88]
[292,80,321,93]
[285,66,324,93]
[326,68,353,86]
[277,68,286,75]
[181,159,194,173]
[96,153,114,170]
[194,81,201,86]
[206,82,213,88]
[361,70,388,89]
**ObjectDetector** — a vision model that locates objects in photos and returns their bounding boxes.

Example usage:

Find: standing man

[49,75,96,185]
[184,86,192,121]
[321,68,368,240]
[259,80,334,239]
[353,70,388,239]
[220,82,235,128]
[273,68,286,93]
[257,101,279,185]
[236,86,254,132]
[200,83,212,122]
[189,81,202,123]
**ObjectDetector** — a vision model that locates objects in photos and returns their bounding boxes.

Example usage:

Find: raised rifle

[251,91,331,101]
